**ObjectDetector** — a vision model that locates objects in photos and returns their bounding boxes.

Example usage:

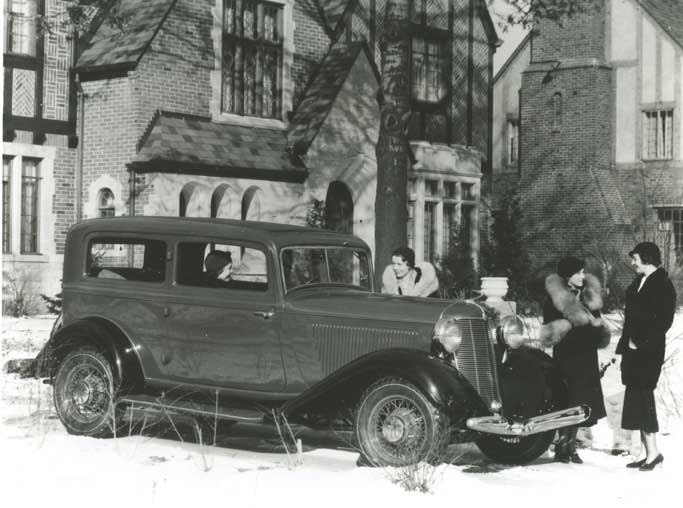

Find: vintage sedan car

[31,217,588,466]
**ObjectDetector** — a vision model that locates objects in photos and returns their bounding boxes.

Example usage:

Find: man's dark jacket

[616,267,677,389]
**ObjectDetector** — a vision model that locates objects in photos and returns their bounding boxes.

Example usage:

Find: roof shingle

[76,0,175,72]
[640,0,683,49]
[130,111,306,182]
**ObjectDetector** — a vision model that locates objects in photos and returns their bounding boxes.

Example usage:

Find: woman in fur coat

[381,246,439,297]
[541,256,611,463]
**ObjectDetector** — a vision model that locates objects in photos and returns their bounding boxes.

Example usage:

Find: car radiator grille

[455,318,502,407]
[312,324,422,376]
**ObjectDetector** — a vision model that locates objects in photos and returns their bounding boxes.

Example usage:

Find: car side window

[176,241,268,292]
[86,238,166,282]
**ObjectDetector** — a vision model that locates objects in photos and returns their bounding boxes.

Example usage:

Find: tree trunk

[374,0,411,288]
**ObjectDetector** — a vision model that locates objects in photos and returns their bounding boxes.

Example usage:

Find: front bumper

[465,405,590,436]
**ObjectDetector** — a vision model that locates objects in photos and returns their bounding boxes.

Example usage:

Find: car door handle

[253,311,274,320]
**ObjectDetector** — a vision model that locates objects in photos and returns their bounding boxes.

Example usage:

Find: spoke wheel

[355,378,449,467]
[54,348,117,437]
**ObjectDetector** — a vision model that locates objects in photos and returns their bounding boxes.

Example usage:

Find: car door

[159,239,285,392]
[75,234,172,381]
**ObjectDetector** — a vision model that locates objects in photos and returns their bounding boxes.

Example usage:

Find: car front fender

[497,344,568,420]
[281,348,489,423]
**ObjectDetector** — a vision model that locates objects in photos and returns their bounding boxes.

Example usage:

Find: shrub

[435,226,477,299]
[2,270,39,317]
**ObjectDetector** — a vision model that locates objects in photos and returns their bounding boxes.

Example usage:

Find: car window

[86,238,166,282]
[281,247,371,292]
[176,242,268,291]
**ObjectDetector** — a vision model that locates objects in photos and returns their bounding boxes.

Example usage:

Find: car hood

[284,288,486,325]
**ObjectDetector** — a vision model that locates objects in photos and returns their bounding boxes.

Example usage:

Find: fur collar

[540,272,611,348]
[546,273,603,319]
[381,262,439,297]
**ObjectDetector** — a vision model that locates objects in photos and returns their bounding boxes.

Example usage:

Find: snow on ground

[1,313,682,508]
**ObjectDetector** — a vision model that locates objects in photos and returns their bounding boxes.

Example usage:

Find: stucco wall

[303,52,381,255]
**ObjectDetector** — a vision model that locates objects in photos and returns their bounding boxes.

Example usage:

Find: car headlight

[497,315,527,349]
[432,318,463,353]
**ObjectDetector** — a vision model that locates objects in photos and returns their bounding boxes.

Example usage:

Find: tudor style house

[2,0,497,302]
[3,0,78,298]
[492,0,683,278]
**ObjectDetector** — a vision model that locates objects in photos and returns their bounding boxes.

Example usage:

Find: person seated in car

[204,250,233,287]
[381,246,439,297]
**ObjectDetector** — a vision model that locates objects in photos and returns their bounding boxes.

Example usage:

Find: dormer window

[222,0,283,119]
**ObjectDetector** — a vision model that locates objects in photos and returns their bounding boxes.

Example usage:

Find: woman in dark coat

[617,242,676,471]
[540,256,611,463]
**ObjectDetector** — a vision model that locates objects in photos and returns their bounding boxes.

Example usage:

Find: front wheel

[475,431,555,464]
[355,378,450,467]
[53,348,118,437]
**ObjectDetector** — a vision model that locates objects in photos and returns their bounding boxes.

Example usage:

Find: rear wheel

[355,378,450,467]
[54,348,119,437]
[475,431,555,464]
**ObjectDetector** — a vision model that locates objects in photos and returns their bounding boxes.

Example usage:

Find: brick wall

[52,146,76,254]
[531,5,607,63]
[81,77,137,218]
[519,63,615,272]
[292,0,332,109]
[135,0,213,128]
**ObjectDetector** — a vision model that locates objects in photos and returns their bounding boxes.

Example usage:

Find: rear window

[86,238,166,283]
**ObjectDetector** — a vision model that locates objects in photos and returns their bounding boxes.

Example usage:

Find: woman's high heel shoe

[639,454,664,471]
[626,458,647,468]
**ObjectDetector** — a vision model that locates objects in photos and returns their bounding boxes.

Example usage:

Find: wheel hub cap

[71,381,91,405]
[381,408,417,443]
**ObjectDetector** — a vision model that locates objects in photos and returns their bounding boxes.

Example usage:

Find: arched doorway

[325,181,353,233]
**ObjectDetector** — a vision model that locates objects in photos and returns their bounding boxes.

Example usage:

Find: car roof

[70,216,370,250]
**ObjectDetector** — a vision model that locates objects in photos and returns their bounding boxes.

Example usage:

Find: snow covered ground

[1,312,682,508]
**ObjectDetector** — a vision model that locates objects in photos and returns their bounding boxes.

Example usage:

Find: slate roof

[288,41,378,154]
[640,0,683,49]
[129,111,307,182]
[76,0,175,74]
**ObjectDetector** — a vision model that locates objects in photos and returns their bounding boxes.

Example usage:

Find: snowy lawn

[1,312,682,508]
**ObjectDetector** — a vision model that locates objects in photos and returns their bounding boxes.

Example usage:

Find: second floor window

[5,0,36,56]
[222,0,283,119]
[507,119,519,164]
[412,37,446,103]
[643,109,673,160]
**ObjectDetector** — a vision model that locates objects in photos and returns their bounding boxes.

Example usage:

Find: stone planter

[480,276,509,302]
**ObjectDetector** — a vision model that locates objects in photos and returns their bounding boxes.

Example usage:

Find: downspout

[128,165,136,217]
[75,72,85,222]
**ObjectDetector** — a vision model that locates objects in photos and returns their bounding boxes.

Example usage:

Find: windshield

[280,246,372,292]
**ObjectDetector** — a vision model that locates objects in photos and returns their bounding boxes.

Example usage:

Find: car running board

[116,394,264,423]
[465,405,590,436]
